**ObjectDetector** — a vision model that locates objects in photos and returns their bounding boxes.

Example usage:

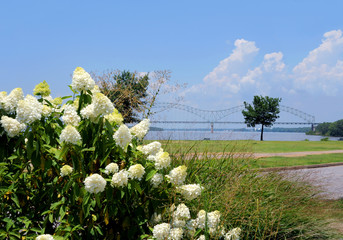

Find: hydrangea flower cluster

[0,116,26,137]
[16,95,43,124]
[104,108,123,125]
[2,88,24,113]
[62,104,80,126]
[166,165,188,185]
[35,234,54,240]
[59,125,82,144]
[113,124,132,151]
[84,174,107,194]
[60,165,73,177]
[130,119,150,140]
[33,80,51,97]
[128,164,145,180]
[70,67,95,92]
[104,163,119,175]
[177,184,203,201]
[111,170,129,188]
[138,141,161,155]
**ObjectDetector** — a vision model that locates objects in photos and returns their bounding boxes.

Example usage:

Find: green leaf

[62,95,73,100]
[132,181,143,194]
[81,147,95,152]
[11,193,20,208]
[3,218,14,232]
[145,169,157,181]
[49,213,54,223]
[57,144,69,160]
[59,205,66,220]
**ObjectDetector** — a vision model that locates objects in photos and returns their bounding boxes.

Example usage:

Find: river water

[145,131,341,141]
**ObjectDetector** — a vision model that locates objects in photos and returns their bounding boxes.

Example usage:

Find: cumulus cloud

[292,30,343,95]
[191,38,287,101]
[203,39,259,93]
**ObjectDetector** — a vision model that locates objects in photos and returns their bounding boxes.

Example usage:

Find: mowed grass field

[144,140,343,168]
[145,139,343,154]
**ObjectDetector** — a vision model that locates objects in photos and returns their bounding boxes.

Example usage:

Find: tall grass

[169,141,339,239]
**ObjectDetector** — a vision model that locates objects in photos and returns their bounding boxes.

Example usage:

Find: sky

[1,0,343,124]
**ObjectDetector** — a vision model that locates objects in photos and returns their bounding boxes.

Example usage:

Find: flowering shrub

[0,67,240,239]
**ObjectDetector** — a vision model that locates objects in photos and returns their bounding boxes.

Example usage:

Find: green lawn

[251,153,343,168]
[145,140,343,154]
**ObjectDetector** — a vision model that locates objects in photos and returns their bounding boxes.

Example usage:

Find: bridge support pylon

[311,123,315,132]
[211,122,214,133]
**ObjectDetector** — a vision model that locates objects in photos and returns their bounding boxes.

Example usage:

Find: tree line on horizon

[307,120,343,137]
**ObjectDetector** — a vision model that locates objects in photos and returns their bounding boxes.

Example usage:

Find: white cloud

[203,39,259,90]
[292,30,343,95]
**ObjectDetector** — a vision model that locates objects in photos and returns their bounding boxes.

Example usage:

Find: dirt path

[254,149,343,158]
[176,150,343,160]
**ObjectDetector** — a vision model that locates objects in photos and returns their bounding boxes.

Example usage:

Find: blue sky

[1,0,343,123]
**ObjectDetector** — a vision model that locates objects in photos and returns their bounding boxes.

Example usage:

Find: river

[145,131,341,141]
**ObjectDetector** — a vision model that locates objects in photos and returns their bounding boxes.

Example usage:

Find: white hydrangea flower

[92,93,114,117]
[0,116,26,137]
[196,210,221,230]
[150,173,163,188]
[104,163,119,175]
[128,164,145,180]
[42,105,52,116]
[0,91,7,109]
[16,95,43,124]
[168,227,183,240]
[60,165,73,177]
[139,141,162,155]
[177,184,203,201]
[154,150,171,170]
[104,109,123,125]
[62,104,80,126]
[153,223,171,240]
[130,119,150,140]
[43,95,54,104]
[113,125,132,151]
[196,210,207,229]
[173,203,191,221]
[3,88,24,113]
[197,235,205,240]
[80,103,97,121]
[71,67,95,92]
[172,219,186,228]
[207,210,221,229]
[36,234,54,240]
[166,165,187,185]
[91,85,101,94]
[84,174,106,194]
[224,227,241,240]
[111,170,129,188]
[60,125,82,144]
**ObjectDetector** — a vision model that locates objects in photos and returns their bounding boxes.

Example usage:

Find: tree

[93,69,185,123]
[328,119,343,137]
[95,70,149,122]
[315,122,331,135]
[242,96,281,141]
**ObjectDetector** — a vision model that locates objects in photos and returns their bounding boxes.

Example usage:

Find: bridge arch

[152,102,315,123]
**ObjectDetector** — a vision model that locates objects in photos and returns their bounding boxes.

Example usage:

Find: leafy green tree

[328,119,343,137]
[97,70,149,123]
[242,95,282,141]
[315,122,331,135]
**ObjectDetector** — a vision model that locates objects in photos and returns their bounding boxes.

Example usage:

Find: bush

[0,67,239,240]
[171,145,337,239]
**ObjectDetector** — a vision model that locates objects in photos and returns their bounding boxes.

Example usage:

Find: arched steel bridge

[150,102,317,130]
